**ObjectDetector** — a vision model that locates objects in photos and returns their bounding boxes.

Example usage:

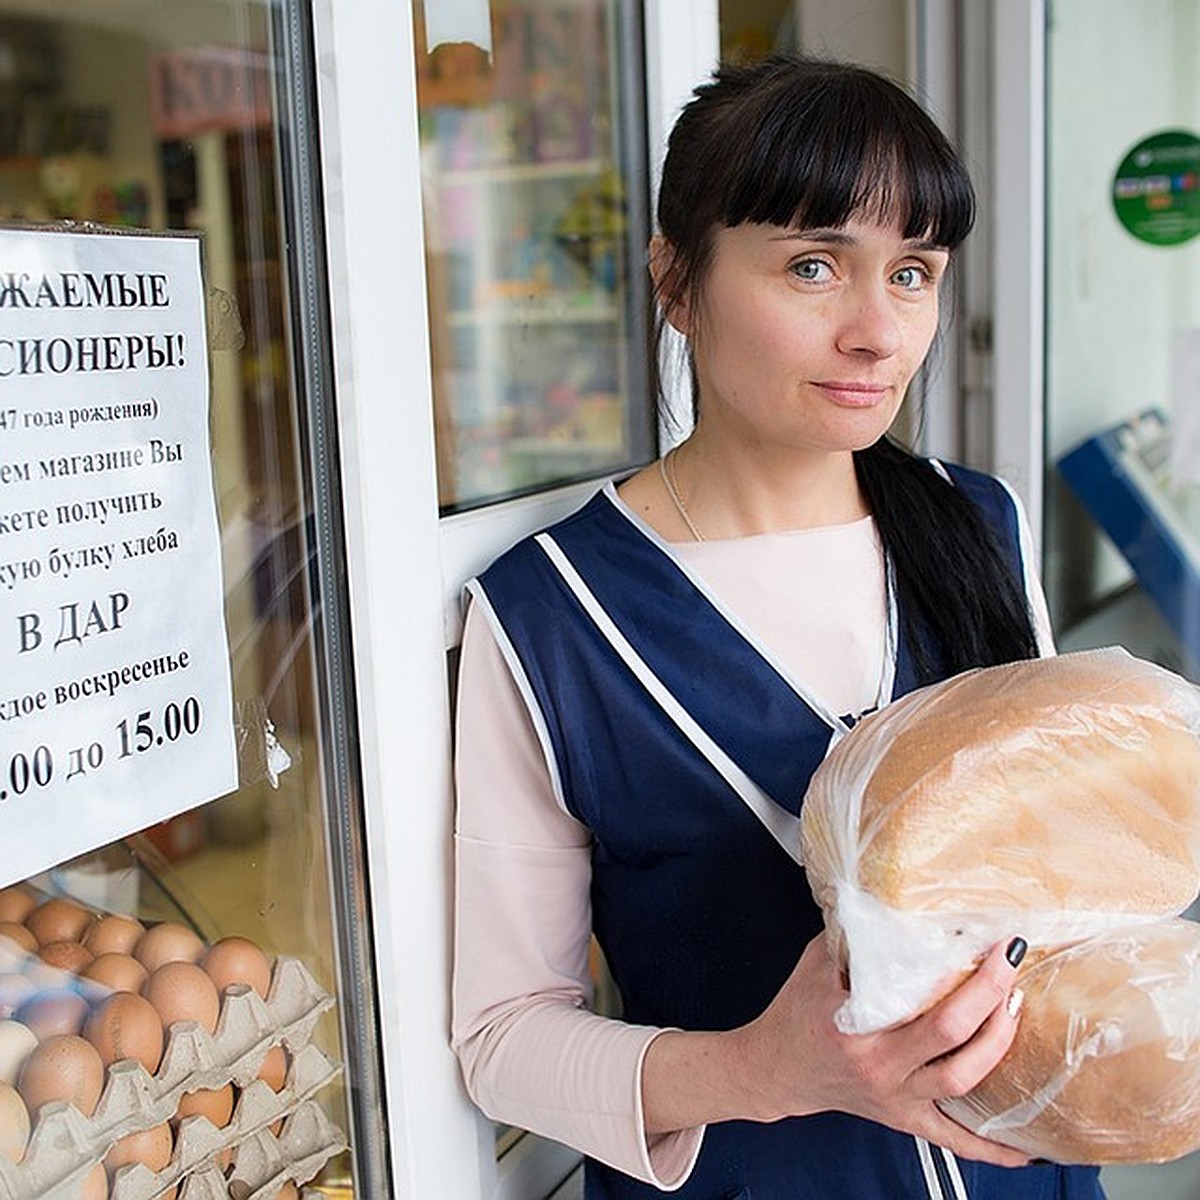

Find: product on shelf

[201,940,271,1001]
[84,994,164,1074]
[0,890,346,1200]
[134,924,206,973]
[26,899,94,947]
[17,1034,105,1117]
[145,964,221,1034]
[84,918,146,959]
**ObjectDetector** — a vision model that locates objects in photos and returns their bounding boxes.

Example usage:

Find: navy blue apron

[473,464,1105,1200]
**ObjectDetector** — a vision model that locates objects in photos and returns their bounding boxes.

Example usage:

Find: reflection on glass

[413,0,652,512]
[1045,7,1200,1193]
[1045,0,1200,692]
[0,2,362,1195]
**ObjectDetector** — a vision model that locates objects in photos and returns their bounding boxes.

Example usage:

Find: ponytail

[854,437,1039,682]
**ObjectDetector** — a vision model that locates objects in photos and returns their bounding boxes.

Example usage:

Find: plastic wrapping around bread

[799,646,1200,1035]
[938,920,1200,1164]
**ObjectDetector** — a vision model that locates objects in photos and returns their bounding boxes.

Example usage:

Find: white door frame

[310,1,718,1196]
[989,0,1046,546]
[917,0,1047,552]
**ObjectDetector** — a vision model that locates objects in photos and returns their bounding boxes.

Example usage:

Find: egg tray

[0,957,344,1200]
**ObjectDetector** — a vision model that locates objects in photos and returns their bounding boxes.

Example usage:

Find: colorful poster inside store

[0,226,236,886]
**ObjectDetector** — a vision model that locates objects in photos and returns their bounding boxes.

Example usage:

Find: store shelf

[448,299,617,327]
[440,158,608,186]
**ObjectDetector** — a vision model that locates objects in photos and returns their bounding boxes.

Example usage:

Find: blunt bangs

[692,60,975,251]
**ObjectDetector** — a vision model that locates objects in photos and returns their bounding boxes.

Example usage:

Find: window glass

[1044,4,1199,1195]
[1044,0,1200,680]
[413,0,653,513]
[0,3,380,1195]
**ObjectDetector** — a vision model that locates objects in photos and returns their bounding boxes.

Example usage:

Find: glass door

[1044,0,1200,683]
[414,0,654,516]
[411,2,660,1195]
[1041,2,1200,1196]
[0,1,385,1196]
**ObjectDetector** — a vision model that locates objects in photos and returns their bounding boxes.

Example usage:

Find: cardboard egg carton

[0,958,344,1200]
[109,1043,343,1200]
[165,1100,346,1200]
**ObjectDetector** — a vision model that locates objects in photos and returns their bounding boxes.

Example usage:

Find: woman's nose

[835,287,903,359]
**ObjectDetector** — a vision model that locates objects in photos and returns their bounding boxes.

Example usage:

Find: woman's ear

[648,234,690,335]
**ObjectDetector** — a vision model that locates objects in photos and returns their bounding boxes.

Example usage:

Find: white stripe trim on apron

[602,482,900,740]
[914,1136,969,1200]
[535,530,806,867]
[940,1143,969,1200]
[915,1137,948,1200]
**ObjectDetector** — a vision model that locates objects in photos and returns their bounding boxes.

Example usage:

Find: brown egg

[79,1162,109,1199]
[17,1033,104,1115]
[257,1043,287,1091]
[0,886,36,925]
[277,1184,298,1200]
[133,923,205,973]
[16,988,89,1039]
[25,898,93,946]
[38,940,94,975]
[174,1082,234,1129]
[201,936,272,999]
[83,915,145,957]
[256,1043,289,1134]
[0,921,37,956]
[0,1019,37,1085]
[81,953,149,996]
[84,992,164,1074]
[144,962,220,1034]
[104,1119,173,1174]
[0,1080,29,1162]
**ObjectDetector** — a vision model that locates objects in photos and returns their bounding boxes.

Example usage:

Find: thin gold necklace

[660,446,704,542]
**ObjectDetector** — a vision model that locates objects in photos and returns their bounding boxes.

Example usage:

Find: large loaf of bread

[940,920,1200,1163]
[803,647,1200,928]
[798,646,1200,1163]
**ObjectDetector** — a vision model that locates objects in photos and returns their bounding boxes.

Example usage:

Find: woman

[453,55,1104,1199]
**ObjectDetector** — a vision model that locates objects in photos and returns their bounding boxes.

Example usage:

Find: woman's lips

[813,381,892,407]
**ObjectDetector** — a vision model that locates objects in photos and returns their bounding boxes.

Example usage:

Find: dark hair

[652,55,1038,680]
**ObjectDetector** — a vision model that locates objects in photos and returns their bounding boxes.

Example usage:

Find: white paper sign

[0,226,236,887]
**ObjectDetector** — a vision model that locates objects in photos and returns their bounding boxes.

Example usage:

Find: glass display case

[0,1,385,1196]
[413,0,654,512]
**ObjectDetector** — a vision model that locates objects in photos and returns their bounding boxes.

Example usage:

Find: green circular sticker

[1111,129,1200,246]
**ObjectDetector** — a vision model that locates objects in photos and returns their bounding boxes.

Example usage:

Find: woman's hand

[642,933,1030,1168]
[730,933,1030,1167]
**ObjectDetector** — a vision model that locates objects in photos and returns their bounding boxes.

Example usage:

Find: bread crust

[942,920,1200,1163]
[856,654,1200,916]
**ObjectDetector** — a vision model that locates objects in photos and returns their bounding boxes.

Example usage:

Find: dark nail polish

[1006,937,1028,967]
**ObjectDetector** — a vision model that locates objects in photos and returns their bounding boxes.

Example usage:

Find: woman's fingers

[911,982,1024,1101]
[897,937,1026,1079]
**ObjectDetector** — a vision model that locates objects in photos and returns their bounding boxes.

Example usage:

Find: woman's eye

[790,257,833,283]
[892,264,932,291]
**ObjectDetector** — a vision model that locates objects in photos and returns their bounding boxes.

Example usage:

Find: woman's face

[680,217,949,458]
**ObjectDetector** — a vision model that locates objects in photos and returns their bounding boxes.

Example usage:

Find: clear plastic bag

[940,919,1200,1163]
[799,646,1200,1162]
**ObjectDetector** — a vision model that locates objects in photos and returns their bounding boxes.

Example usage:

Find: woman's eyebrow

[768,228,949,253]
[768,228,855,245]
